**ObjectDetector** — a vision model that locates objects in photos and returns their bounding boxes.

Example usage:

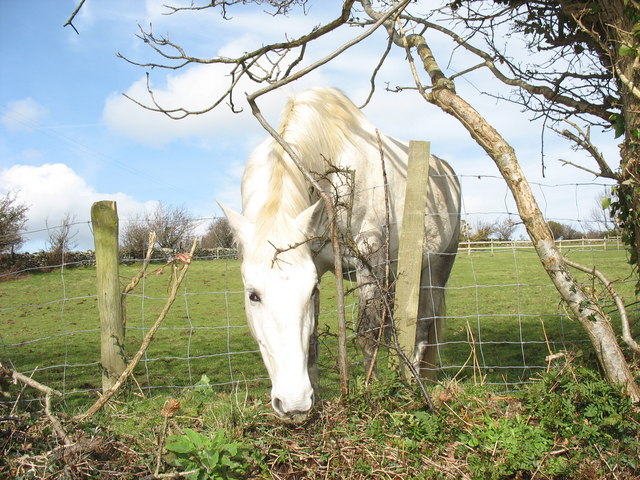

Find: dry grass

[1,413,149,479]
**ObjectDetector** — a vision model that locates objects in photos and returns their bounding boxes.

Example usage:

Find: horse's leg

[414,253,454,380]
[308,285,320,400]
[354,236,387,377]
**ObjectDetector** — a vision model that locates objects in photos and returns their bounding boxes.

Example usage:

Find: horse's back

[334,127,460,263]
[241,87,461,272]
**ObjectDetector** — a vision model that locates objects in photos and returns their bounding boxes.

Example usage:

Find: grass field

[0,244,637,406]
[2,245,639,479]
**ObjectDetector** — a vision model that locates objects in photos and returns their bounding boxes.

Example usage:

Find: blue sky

[1,1,618,251]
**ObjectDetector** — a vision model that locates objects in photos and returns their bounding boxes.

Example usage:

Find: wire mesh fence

[0,176,635,404]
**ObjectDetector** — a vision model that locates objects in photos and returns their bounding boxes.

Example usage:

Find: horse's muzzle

[272,393,314,423]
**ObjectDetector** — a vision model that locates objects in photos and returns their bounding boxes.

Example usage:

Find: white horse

[220,87,460,421]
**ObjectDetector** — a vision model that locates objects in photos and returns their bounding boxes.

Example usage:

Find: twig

[122,232,157,332]
[246,0,411,100]
[76,239,198,421]
[142,469,199,479]
[45,392,72,445]
[365,130,392,386]
[0,362,62,398]
[360,36,394,109]
[550,119,616,180]
[63,0,86,34]
[122,232,157,295]
[155,398,180,476]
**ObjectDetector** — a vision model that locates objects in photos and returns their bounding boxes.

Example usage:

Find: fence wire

[0,176,636,403]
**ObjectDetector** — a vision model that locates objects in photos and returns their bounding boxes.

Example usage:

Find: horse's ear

[294,200,324,237]
[217,201,253,247]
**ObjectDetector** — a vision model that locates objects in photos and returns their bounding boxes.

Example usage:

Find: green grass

[443,246,637,384]
[0,246,637,406]
[1,247,638,479]
[3,360,638,479]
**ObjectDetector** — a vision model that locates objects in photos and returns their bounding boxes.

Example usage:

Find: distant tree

[0,192,29,254]
[121,214,148,258]
[468,219,495,241]
[46,213,78,265]
[493,217,518,241]
[121,203,195,258]
[147,202,194,251]
[201,217,234,249]
[548,221,581,240]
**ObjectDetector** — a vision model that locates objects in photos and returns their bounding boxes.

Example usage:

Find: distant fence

[0,247,237,272]
[1,239,622,272]
[459,236,622,254]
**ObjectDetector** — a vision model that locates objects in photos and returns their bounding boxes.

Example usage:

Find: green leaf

[196,374,211,387]
[601,196,612,210]
[184,428,205,450]
[166,436,195,454]
[609,113,626,138]
[185,470,201,480]
[619,44,636,56]
[210,449,220,468]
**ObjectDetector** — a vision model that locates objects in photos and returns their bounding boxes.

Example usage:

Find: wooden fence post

[394,141,431,378]
[91,200,127,393]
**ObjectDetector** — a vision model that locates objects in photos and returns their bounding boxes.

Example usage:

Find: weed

[460,414,564,479]
[523,365,640,476]
[164,428,252,480]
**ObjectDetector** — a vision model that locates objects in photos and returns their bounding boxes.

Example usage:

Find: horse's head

[219,202,320,422]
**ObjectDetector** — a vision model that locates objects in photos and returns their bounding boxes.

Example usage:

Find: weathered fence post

[91,200,126,393]
[394,141,431,378]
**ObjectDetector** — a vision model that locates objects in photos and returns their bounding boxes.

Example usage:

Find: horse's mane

[242,88,373,262]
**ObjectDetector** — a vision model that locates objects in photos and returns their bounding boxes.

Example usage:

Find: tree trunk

[434,87,638,400]
[609,1,640,286]
[404,34,640,400]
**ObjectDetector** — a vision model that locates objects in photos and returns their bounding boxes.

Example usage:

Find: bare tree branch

[63,0,87,34]
[550,119,617,180]
[117,1,361,118]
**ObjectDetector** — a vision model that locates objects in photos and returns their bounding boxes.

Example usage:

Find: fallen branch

[0,362,71,444]
[0,363,62,398]
[45,392,73,445]
[76,239,198,421]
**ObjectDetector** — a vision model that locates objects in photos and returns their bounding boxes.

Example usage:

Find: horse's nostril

[272,396,285,416]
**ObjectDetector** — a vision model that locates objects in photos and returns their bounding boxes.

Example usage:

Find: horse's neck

[244,88,367,224]
[242,141,311,225]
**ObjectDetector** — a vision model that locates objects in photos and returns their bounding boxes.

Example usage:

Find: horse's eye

[249,292,261,303]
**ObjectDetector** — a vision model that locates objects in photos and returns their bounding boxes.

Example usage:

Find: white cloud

[101,59,333,147]
[1,98,48,132]
[0,163,155,251]
[103,64,283,146]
